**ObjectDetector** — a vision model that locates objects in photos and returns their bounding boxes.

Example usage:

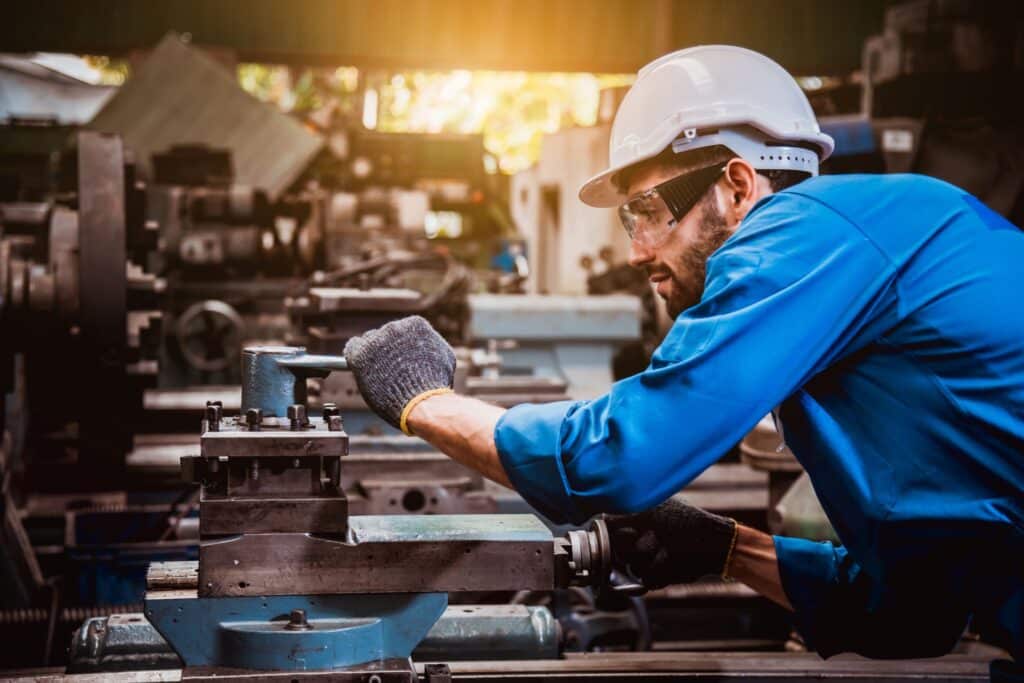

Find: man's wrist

[400,387,453,435]
[405,391,456,434]
[724,524,792,610]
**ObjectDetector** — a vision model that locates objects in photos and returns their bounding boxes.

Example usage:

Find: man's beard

[665,197,732,319]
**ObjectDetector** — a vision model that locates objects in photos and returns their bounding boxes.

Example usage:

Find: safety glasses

[617,162,727,247]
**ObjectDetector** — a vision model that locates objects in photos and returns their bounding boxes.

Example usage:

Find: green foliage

[238,64,633,174]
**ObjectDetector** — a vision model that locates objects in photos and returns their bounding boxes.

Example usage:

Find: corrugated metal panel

[86,34,322,198]
[1,0,884,75]
[0,57,116,124]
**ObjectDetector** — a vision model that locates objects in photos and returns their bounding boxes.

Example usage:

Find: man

[343,46,1024,668]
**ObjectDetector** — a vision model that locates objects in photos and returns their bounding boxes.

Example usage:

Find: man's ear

[721,159,760,223]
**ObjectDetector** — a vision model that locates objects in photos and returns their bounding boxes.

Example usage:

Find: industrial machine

[0,131,163,490]
[124,345,615,679]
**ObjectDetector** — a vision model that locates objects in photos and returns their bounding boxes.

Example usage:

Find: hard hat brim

[578,165,628,208]
[578,126,835,209]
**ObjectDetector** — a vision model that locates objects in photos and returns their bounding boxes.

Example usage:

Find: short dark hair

[614,144,810,195]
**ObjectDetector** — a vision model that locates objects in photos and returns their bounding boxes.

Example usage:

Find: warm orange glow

[238,64,633,174]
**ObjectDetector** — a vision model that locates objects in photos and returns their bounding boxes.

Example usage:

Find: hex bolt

[327,415,344,432]
[319,401,339,421]
[204,402,222,432]
[284,608,312,631]
[245,408,262,431]
[287,404,308,431]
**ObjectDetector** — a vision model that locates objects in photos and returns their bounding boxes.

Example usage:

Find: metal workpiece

[241,345,348,417]
[145,591,448,671]
[197,514,556,597]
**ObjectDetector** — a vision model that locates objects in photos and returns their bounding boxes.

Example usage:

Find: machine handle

[276,353,349,373]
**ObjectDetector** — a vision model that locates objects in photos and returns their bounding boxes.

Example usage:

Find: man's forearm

[727,525,792,610]
[408,395,791,610]
[406,393,513,488]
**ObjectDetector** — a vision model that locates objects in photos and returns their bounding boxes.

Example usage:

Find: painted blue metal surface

[146,592,447,670]
[240,345,349,417]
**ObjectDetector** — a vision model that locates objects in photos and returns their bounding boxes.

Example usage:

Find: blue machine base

[145,592,448,671]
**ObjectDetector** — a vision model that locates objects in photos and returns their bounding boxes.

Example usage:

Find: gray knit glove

[605,497,738,589]
[343,316,456,433]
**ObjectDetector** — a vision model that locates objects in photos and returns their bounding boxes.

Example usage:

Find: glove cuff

[400,387,454,435]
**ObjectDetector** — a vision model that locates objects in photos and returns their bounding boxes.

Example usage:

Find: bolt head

[245,408,263,430]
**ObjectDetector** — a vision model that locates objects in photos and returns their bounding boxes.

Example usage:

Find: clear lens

[617,163,726,247]
[617,190,675,246]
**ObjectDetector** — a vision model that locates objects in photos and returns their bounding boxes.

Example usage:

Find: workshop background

[0,0,1021,680]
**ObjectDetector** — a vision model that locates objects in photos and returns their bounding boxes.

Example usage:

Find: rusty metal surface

[199,496,348,535]
[200,429,347,459]
[4,651,995,681]
[429,651,993,681]
[197,514,555,597]
[148,561,199,591]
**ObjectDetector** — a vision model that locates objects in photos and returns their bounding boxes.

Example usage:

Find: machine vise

[146,345,615,680]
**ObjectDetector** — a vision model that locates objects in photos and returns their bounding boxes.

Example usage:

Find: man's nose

[628,239,655,268]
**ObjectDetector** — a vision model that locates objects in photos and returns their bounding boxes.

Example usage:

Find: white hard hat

[579,45,835,208]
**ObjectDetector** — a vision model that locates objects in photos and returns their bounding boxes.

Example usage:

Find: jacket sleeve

[495,192,896,525]
[775,536,971,658]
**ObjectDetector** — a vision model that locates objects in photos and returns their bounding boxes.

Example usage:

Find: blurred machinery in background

[0,3,1015,677]
[0,131,163,491]
[821,0,1024,223]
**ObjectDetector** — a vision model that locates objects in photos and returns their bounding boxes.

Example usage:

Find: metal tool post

[150,345,610,679]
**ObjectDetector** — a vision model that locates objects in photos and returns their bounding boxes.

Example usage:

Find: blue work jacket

[495,174,1024,659]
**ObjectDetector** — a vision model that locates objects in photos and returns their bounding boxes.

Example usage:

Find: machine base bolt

[284,608,313,631]
[288,403,308,430]
[245,408,263,431]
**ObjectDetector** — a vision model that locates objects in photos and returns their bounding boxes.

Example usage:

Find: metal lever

[275,353,349,373]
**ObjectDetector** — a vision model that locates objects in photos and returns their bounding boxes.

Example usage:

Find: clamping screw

[287,404,308,431]
[284,608,313,631]
[204,401,222,432]
[327,415,344,432]
[245,408,263,431]
[322,402,340,422]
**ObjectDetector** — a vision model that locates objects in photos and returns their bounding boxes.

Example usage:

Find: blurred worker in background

[344,46,1024,676]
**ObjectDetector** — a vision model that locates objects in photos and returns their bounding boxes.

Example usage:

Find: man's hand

[605,496,738,589]
[343,316,456,434]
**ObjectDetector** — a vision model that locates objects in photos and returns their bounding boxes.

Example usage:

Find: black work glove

[343,316,456,433]
[605,497,738,589]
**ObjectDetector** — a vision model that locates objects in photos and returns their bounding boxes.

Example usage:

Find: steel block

[197,514,555,597]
